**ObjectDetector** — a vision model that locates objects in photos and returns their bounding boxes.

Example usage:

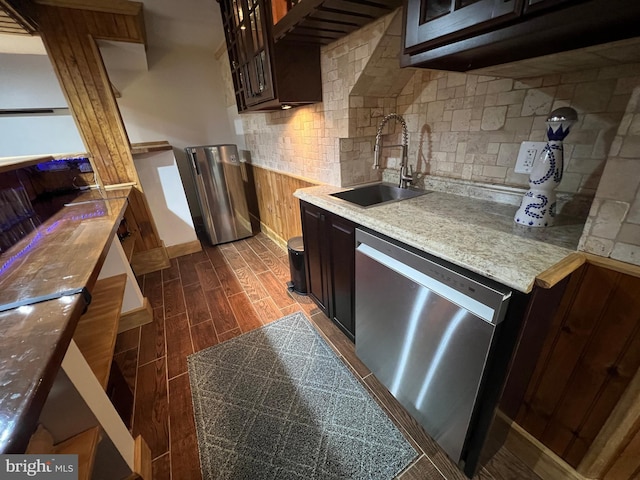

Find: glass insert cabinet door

[220,0,275,110]
[404,0,524,53]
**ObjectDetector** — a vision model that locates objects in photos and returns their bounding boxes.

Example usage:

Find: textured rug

[187,312,418,479]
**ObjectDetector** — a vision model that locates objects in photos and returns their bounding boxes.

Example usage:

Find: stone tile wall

[233,9,640,264]
[579,85,640,265]
[240,12,396,185]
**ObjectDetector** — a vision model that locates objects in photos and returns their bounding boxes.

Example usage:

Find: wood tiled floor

[114,232,541,480]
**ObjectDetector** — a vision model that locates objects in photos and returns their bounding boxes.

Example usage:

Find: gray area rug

[187,312,418,479]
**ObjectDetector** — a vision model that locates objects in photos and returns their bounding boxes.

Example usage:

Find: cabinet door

[404,0,524,53]
[301,203,329,315]
[220,0,250,111]
[328,214,356,339]
[524,0,582,14]
[242,0,275,107]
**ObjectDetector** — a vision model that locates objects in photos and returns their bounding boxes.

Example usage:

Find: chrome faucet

[373,113,413,188]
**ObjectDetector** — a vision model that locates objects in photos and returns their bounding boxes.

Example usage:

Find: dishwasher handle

[356,229,511,325]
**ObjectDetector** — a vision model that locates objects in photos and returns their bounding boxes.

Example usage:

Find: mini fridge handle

[190,149,201,175]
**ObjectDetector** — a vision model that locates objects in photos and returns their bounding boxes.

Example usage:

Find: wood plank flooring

[114,232,541,480]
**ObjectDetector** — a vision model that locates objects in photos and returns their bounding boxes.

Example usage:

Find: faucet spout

[373,113,412,187]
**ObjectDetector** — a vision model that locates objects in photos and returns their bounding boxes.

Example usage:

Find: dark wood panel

[138,307,165,366]
[168,374,202,480]
[164,312,192,379]
[328,214,356,337]
[163,278,186,319]
[133,357,169,459]
[516,264,640,467]
[205,287,240,336]
[183,283,211,326]
[228,292,262,333]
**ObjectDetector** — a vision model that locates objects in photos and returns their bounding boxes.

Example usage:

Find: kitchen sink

[330,183,427,207]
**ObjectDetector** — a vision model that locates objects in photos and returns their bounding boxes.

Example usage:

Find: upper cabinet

[271,0,402,45]
[402,0,640,71]
[219,0,322,112]
[404,0,523,54]
[219,0,402,112]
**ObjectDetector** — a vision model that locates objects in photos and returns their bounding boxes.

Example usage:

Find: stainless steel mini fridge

[185,144,252,245]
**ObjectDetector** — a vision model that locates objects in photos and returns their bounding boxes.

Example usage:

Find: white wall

[106,0,243,217]
[134,150,198,248]
[0,53,85,156]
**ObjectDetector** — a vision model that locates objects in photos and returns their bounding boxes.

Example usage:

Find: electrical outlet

[515,141,547,174]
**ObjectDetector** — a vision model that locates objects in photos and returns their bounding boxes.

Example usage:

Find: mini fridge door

[187,144,252,245]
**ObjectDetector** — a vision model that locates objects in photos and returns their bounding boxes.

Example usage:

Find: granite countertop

[0,187,130,454]
[294,184,586,293]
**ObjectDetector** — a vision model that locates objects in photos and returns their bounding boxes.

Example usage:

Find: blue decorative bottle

[514,107,578,227]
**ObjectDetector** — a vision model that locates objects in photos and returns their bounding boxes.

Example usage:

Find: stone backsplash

[233,9,640,265]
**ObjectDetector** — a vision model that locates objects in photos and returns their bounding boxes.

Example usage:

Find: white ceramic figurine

[514,107,578,227]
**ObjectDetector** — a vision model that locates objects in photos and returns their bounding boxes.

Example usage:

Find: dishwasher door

[355,229,511,467]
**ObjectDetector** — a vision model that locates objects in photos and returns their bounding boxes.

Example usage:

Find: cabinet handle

[320,214,325,221]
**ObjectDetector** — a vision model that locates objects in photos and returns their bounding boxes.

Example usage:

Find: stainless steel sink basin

[330,183,427,208]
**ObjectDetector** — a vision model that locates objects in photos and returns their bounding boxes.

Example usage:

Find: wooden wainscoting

[506,256,640,479]
[246,164,317,247]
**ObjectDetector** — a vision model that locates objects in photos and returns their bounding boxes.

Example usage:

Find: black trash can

[287,236,307,295]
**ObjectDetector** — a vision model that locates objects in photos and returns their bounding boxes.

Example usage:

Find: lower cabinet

[300,201,356,340]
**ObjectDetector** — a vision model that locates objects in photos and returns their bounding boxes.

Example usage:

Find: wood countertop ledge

[0,187,131,454]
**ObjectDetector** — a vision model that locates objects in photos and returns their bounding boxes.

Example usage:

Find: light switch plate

[515,141,547,174]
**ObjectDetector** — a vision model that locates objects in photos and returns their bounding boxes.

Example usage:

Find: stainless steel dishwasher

[355,228,512,473]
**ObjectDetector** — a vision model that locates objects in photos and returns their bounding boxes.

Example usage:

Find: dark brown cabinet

[402,0,640,71]
[218,0,322,112]
[404,0,523,54]
[300,201,357,340]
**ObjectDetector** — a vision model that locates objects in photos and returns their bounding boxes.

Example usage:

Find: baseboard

[118,298,153,333]
[259,222,287,250]
[131,246,170,275]
[496,410,585,480]
[166,239,202,259]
